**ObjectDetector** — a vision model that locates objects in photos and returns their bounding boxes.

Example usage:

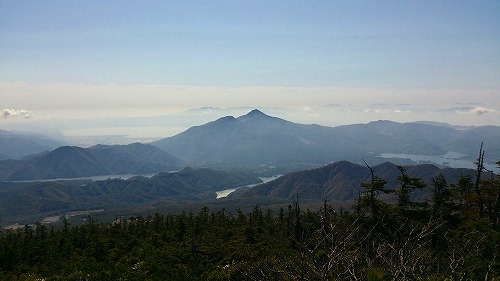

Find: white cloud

[362,108,411,114]
[467,106,497,115]
[0,82,498,127]
[453,106,498,115]
[303,107,319,118]
[1,108,33,119]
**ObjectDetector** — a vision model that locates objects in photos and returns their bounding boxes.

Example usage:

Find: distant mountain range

[152,109,500,171]
[0,129,64,160]
[2,109,498,180]
[0,167,262,224]
[0,143,183,181]
[229,161,475,203]
[0,160,481,225]
[1,110,497,226]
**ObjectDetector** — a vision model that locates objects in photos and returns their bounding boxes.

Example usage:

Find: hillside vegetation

[1,160,498,280]
[0,168,261,224]
[0,143,183,181]
[230,161,473,202]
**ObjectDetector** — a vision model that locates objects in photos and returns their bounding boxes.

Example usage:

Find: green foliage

[1,167,500,280]
[366,267,385,281]
[395,165,427,211]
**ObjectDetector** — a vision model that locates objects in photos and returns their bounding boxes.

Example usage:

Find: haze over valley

[1,0,498,234]
[1,2,499,279]
[1,109,498,225]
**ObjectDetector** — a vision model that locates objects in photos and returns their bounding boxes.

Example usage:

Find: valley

[2,2,498,278]
[1,109,498,227]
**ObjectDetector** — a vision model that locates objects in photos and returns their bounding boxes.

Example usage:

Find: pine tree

[395,166,426,211]
[359,160,389,220]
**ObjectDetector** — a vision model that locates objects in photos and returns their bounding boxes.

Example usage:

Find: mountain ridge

[0,129,65,160]
[0,143,183,181]
[229,160,476,202]
[152,109,500,170]
[0,167,262,223]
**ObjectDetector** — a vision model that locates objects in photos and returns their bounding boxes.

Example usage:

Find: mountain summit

[240,109,267,118]
[152,110,348,168]
[0,143,183,181]
[151,110,500,172]
[237,109,287,125]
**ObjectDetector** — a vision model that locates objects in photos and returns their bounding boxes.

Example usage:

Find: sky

[1,0,499,142]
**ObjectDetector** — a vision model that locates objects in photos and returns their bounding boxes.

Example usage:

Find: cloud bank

[464,106,497,115]
[446,106,498,115]
[1,109,33,119]
[0,82,498,131]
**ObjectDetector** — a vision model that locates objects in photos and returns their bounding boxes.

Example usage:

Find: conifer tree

[430,173,453,218]
[395,166,426,211]
[359,160,389,220]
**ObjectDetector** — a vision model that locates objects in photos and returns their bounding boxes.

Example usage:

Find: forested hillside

[0,168,261,224]
[0,143,183,181]
[1,161,498,280]
[230,161,474,202]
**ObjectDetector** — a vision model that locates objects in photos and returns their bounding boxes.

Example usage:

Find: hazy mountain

[152,109,341,168]
[229,161,475,202]
[0,167,261,223]
[411,121,475,130]
[152,109,499,171]
[0,143,183,181]
[0,129,65,160]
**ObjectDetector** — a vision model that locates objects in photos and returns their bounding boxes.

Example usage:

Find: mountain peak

[240,109,269,119]
[248,109,265,115]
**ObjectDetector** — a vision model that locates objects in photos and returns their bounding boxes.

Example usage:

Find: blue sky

[2,0,499,87]
[0,1,499,139]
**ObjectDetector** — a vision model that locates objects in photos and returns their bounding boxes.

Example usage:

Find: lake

[216,175,281,199]
[7,173,159,183]
[378,151,499,173]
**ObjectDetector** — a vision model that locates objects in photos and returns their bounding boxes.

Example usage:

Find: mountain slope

[0,129,64,160]
[152,109,350,166]
[0,168,262,223]
[0,143,184,181]
[152,109,499,170]
[229,161,475,201]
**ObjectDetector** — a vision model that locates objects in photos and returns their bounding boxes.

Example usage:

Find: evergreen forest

[1,160,499,280]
